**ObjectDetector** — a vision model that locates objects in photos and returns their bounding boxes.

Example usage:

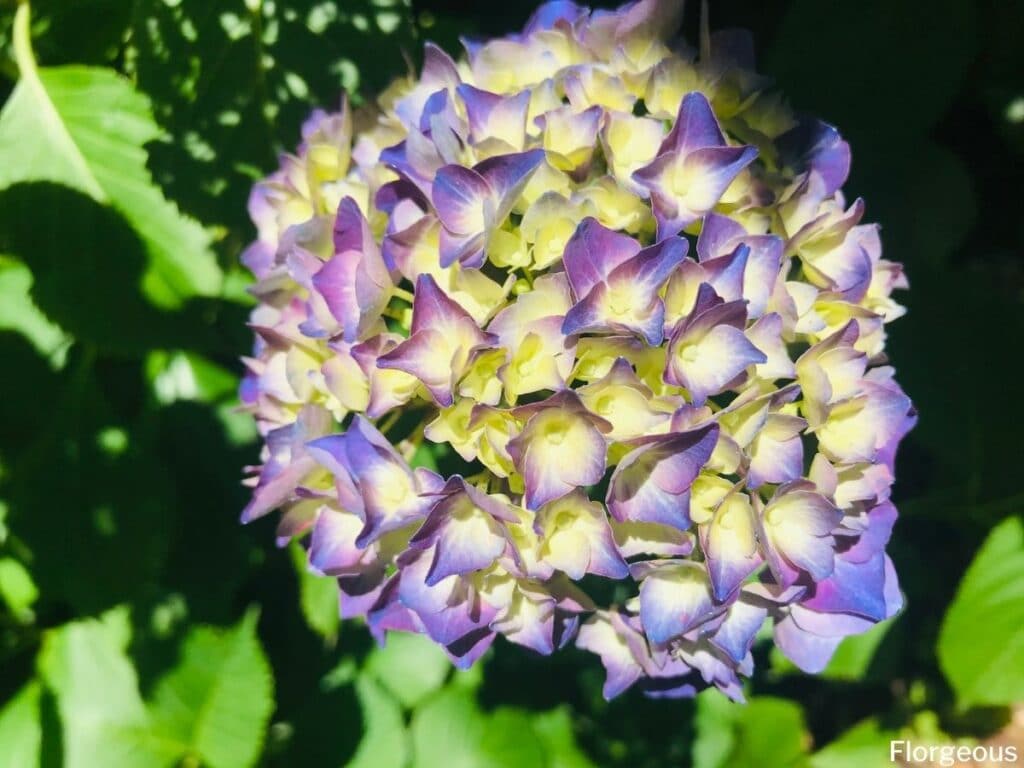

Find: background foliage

[0,0,1021,765]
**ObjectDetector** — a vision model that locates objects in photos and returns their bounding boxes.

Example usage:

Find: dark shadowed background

[0,1,1021,766]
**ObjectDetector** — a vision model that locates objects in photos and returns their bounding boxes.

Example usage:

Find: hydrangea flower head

[240,0,916,701]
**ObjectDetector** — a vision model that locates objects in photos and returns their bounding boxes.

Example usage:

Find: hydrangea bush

[240,0,916,701]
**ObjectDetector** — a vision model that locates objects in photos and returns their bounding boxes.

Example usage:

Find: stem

[392,287,415,304]
[399,424,425,462]
[12,3,34,78]
[376,410,401,436]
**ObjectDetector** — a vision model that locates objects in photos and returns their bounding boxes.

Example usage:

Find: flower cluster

[239,0,916,701]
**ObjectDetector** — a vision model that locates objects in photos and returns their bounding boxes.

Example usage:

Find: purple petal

[475,149,546,220]
[696,212,746,261]
[710,599,767,664]
[638,561,718,644]
[661,91,727,155]
[665,322,766,405]
[432,164,490,235]
[309,507,366,575]
[801,550,889,621]
[562,218,641,299]
[577,612,649,700]
[759,488,842,586]
[701,493,763,601]
[458,84,530,147]
[773,611,845,673]
[508,404,608,510]
[606,424,719,528]
[524,1,589,33]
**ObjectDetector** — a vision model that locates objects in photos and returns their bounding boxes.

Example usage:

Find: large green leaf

[0,4,221,308]
[530,707,598,768]
[693,691,810,768]
[809,718,899,768]
[410,688,488,768]
[37,608,177,768]
[938,515,1024,708]
[0,681,42,768]
[346,675,410,768]
[147,608,275,768]
[410,688,550,768]
[365,631,451,709]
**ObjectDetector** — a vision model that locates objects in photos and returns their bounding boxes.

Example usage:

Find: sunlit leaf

[145,349,238,405]
[809,718,899,768]
[345,675,409,768]
[0,556,39,623]
[410,688,548,768]
[365,631,450,709]
[0,681,42,768]
[37,607,177,768]
[938,515,1024,708]
[0,254,68,366]
[0,5,221,308]
[410,688,488,768]
[147,608,275,768]
[530,707,598,768]
[693,690,809,768]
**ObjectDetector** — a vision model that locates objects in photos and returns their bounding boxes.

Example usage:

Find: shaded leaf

[289,543,341,643]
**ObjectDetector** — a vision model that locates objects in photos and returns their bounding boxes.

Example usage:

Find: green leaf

[345,675,410,768]
[0,681,42,768]
[410,688,489,768]
[0,255,68,365]
[37,607,177,768]
[0,4,221,308]
[481,708,546,768]
[809,718,899,768]
[820,618,894,681]
[147,608,275,768]
[0,556,39,622]
[733,698,809,767]
[692,689,739,768]
[530,707,598,768]
[410,689,548,768]
[289,543,340,643]
[938,515,1024,708]
[365,631,451,709]
[693,691,810,768]
[145,349,238,406]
